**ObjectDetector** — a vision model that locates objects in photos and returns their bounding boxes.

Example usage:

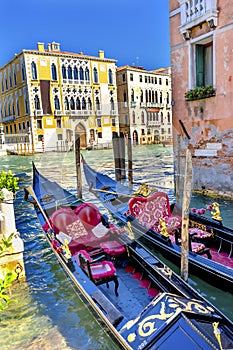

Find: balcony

[34,109,43,116]
[54,110,62,116]
[147,121,161,127]
[179,0,219,38]
[2,115,15,123]
[110,110,118,116]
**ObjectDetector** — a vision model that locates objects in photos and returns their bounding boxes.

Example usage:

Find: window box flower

[185,86,216,101]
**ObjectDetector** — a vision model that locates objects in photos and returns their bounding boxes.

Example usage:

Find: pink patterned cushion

[169,235,206,253]
[100,241,126,256]
[191,242,206,253]
[66,219,88,240]
[129,192,182,233]
[188,228,212,239]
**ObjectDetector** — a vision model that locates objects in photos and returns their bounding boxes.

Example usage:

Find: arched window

[141,111,145,124]
[131,89,134,102]
[161,111,163,123]
[167,112,171,123]
[132,111,136,124]
[24,90,28,114]
[8,104,11,116]
[62,65,67,79]
[82,97,86,110]
[140,90,143,102]
[16,100,20,116]
[14,71,17,85]
[9,75,12,88]
[145,90,148,103]
[79,67,84,81]
[149,90,151,102]
[21,65,25,81]
[76,97,81,110]
[73,66,78,80]
[68,66,73,80]
[110,97,114,110]
[51,63,57,81]
[85,67,90,81]
[93,67,98,83]
[34,95,40,110]
[108,69,113,84]
[152,91,155,103]
[155,91,158,103]
[64,97,69,110]
[31,61,37,80]
[160,92,163,104]
[54,95,60,110]
[87,97,92,110]
[5,79,8,90]
[95,96,100,110]
[166,92,170,104]
[70,97,75,110]
[12,101,15,115]
[123,91,127,102]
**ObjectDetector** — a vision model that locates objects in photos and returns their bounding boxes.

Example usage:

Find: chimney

[37,42,45,52]
[98,50,104,59]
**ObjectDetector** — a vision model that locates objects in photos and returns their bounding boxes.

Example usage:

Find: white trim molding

[178,0,219,38]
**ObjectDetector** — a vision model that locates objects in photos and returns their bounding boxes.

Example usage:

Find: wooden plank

[181,148,193,282]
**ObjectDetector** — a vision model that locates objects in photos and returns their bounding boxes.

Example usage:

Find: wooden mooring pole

[127,133,133,187]
[75,135,82,198]
[181,148,193,282]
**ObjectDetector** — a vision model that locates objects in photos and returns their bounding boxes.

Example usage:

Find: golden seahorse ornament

[213,322,223,350]
[211,202,222,221]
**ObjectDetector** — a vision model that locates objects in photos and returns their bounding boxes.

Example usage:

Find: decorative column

[0,188,25,280]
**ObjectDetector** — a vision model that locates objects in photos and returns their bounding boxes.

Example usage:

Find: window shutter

[196,45,204,87]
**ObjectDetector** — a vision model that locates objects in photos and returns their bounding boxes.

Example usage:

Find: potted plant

[185,85,216,100]
[0,171,19,201]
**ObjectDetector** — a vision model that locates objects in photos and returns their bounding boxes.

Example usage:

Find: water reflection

[0,145,233,349]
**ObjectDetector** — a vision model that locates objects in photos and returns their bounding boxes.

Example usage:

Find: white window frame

[188,32,216,89]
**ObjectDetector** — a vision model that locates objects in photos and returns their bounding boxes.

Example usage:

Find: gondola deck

[24,162,233,349]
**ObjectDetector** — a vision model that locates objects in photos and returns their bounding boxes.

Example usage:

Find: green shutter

[196,45,204,87]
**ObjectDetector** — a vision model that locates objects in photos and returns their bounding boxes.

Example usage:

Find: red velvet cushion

[50,208,78,234]
[74,203,101,231]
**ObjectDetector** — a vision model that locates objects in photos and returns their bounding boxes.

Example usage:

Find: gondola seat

[100,240,126,257]
[129,191,182,234]
[76,250,119,296]
[47,204,111,255]
[169,234,211,258]
[188,228,213,241]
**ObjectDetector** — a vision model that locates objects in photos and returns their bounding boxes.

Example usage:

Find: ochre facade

[0,43,119,152]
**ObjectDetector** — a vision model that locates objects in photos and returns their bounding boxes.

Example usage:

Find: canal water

[0,144,233,349]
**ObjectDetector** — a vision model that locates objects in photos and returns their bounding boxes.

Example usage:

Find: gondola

[24,162,233,350]
[82,155,233,292]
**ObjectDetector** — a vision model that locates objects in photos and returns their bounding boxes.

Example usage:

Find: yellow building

[0,42,119,152]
